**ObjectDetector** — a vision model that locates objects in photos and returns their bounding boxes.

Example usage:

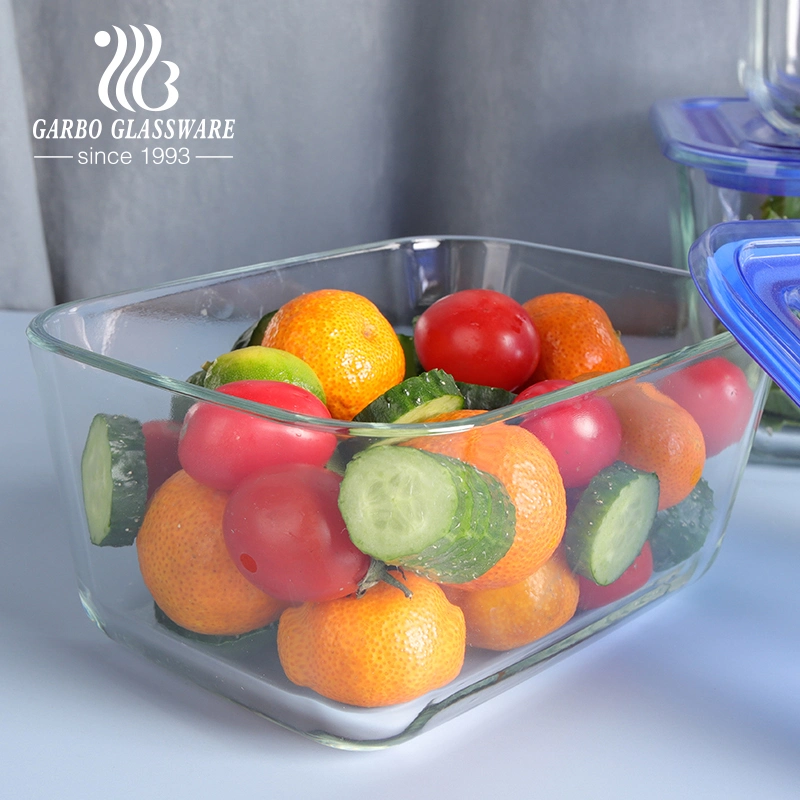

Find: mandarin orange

[277,571,465,707]
[443,548,579,651]
[136,470,286,635]
[412,409,566,591]
[261,289,405,421]
[522,292,630,382]
[605,381,705,510]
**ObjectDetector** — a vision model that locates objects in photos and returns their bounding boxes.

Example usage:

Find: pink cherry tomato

[577,542,653,610]
[223,464,370,603]
[178,379,337,491]
[514,379,622,488]
[656,357,754,457]
[414,289,541,391]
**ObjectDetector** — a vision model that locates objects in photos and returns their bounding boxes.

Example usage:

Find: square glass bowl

[26,236,769,749]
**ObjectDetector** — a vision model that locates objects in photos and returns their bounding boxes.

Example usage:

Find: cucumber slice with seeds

[353,369,464,423]
[81,413,148,547]
[564,462,660,585]
[338,445,515,584]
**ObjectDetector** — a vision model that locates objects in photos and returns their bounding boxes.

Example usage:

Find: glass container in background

[651,0,800,463]
[651,97,800,462]
[740,0,800,137]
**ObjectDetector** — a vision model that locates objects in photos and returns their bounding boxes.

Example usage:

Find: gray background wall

[2,0,751,309]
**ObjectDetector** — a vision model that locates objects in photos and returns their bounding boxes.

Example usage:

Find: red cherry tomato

[577,542,653,610]
[656,357,753,457]
[414,289,540,391]
[178,379,337,491]
[514,379,622,488]
[223,464,370,603]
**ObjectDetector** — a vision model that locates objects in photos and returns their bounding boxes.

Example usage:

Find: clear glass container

[27,236,769,749]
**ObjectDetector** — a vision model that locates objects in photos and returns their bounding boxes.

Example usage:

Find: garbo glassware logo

[31,24,234,166]
[95,24,180,113]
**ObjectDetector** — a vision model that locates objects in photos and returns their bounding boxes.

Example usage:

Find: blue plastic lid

[651,97,800,195]
[689,219,800,405]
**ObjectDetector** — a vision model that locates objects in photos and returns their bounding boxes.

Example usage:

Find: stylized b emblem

[95,25,180,112]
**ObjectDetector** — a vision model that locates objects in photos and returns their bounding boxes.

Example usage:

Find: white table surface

[4,309,800,799]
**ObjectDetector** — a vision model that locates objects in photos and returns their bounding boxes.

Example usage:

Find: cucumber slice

[397,332,422,379]
[338,445,515,584]
[564,462,660,585]
[231,310,277,350]
[648,478,715,572]
[353,369,464,423]
[81,413,148,547]
[456,382,517,410]
[154,604,274,645]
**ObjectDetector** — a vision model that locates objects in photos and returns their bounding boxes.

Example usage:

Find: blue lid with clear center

[689,219,800,405]
[651,97,800,194]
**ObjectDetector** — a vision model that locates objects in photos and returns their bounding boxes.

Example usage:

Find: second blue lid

[651,97,800,195]
[689,219,800,405]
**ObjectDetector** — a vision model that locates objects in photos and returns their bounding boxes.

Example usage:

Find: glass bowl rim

[26,234,738,436]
